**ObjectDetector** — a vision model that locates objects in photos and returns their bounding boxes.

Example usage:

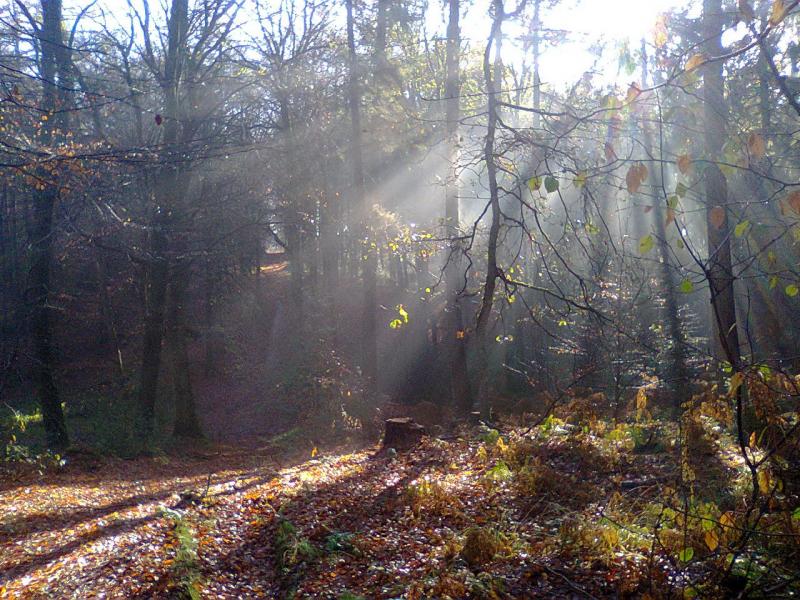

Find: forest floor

[0,417,775,599]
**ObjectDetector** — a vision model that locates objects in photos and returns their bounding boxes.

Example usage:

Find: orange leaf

[677,154,692,174]
[685,53,706,72]
[710,205,726,229]
[770,0,786,25]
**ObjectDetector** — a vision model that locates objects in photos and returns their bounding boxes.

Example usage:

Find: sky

[433,0,693,87]
[65,0,693,88]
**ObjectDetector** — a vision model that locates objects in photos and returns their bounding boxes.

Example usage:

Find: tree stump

[383,417,426,450]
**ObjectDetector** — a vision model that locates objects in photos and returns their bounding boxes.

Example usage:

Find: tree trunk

[167,267,203,438]
[346,0,378,393]
[474,0,505,418]
[29,0,70,450]
[444,0,473,413]
[641,39,687,409]
[137,0,189,440]
[702,0,741,369]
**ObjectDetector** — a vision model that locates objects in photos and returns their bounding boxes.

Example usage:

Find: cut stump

[383,417,426,451]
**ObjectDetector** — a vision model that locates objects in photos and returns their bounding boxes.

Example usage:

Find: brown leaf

[666,207,676,226]
[747,132,766,159]
[677,154,692,174]
[604,142,617,162]
[626,165,642,194]
[710,205,726,229]
[783,190,800,215]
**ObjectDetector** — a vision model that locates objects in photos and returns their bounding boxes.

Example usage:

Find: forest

[1,0,799,597]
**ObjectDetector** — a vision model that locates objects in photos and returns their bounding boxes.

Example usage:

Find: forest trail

[0,425,697,599]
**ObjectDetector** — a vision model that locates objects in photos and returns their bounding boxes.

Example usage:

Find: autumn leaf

[685,53,705,72]
[709,205,726,229]
[626,166,643,194]
[747,132,766,159]
[626,83,642,103]
[677,154,692,174]
[782,190,800,215]
[729,371,744,397]
[769,0,786,25]
[666,207,676,226]
[604,142,617,161]
[705,529,719,551]
[654,14,668,48]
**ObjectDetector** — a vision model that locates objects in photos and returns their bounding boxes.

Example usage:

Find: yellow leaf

[636,387,648,410]
[770,0,786,25]
[749,430,757,448]
[709,205,726,229]
[758,469,771,494]
[705,529,719,551]
[685,53,705,72]
[311,447,318,458]
[720,512,735,530]
[729,371,744,397]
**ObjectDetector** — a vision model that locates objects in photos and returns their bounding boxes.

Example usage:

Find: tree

[27,0,72,450]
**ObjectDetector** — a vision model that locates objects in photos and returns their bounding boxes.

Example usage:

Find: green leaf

[544,176,559,193]
[680,279,694,293]
[574,172,587,188]
[678,547,694,563]
[792,507,800,520]
[786,284,799,297]
[527,176,542,192]
[667,195,680,209]
[676,182,688,198]
[639,234,655,254]
[734,220,751,238]
[769,276,778,290]
[585,221,600,235]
